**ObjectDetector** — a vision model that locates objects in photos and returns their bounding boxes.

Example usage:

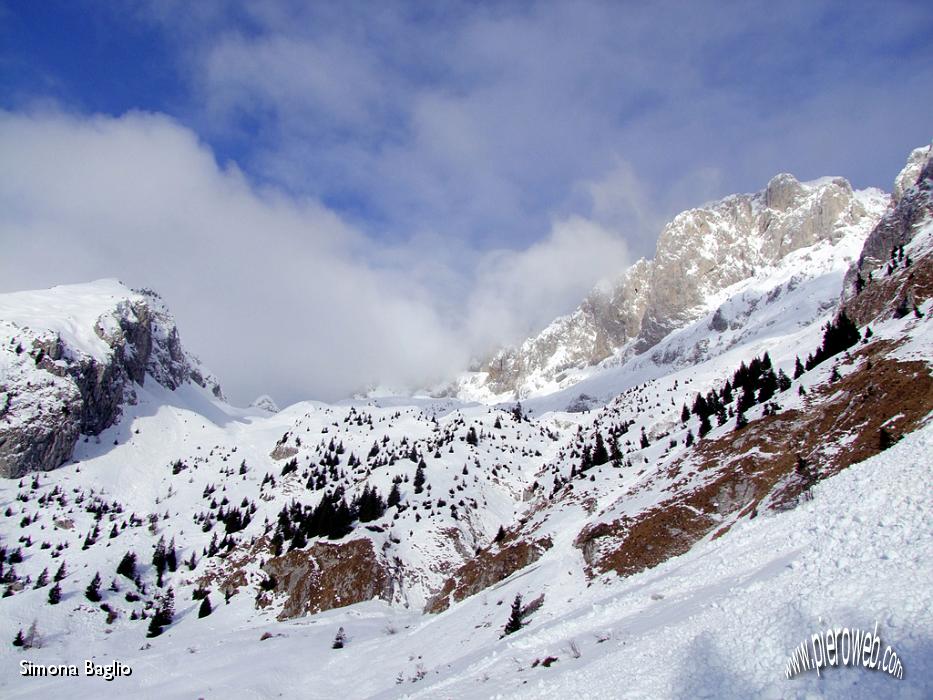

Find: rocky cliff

[0,279,222,478]
[466,173,887,400]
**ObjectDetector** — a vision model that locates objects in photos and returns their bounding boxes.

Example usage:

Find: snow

[2,416,929,699]
[0,279,140,364]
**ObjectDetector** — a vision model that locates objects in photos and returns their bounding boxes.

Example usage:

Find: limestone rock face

[0,280,223,478]
[469,173,886,399]
[848,149,933,284]
[479,259,651,398]
[843,148,933,322]
[893,144,933,203]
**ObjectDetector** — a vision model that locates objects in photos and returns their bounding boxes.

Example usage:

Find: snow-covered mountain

[0,281,223,478]
[458,173,888,402]
[1,146,931,699]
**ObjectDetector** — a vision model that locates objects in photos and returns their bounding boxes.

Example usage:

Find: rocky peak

[844,146,933,320]
[466,173,886,401]
[0,280,223,478]
[893,144,933,203]
[765,172,806,211]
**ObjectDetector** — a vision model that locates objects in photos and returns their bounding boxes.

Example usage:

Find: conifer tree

[198,595,213,618]
[117,551,137,579]
[85,572,102,602]
[387,482,401,508]
[591,434,609,466]
[48,582,61,605]
[504,594,524,636]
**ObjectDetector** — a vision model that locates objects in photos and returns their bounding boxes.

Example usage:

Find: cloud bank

[0,110,629,404]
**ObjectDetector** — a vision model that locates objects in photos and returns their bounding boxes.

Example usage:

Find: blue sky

[1,0,932,403]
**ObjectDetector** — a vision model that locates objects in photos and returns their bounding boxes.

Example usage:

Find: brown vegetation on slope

[576,338,932,579]
[424,537,553,613]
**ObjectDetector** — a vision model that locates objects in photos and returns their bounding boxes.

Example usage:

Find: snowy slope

[2,416,929,699]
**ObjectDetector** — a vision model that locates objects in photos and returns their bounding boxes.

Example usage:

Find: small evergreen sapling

[503,594,524,636]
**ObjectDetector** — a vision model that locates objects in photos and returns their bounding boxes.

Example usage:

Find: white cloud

[0,109,633,404]
[0,110,465,403]
[466,217,630,352]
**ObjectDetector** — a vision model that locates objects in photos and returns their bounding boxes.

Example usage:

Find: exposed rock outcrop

[259,539,394,620]
[0,280,222,478]
[844,147,933,313]
[468,173,886,399]
[424,537,552,613]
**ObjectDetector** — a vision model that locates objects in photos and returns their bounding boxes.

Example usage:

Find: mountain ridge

[456,173,889,402]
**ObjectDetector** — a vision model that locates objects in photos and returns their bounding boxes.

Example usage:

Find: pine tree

[48,582,61,605]
[12,629,24,647]
[198,595,212,618]
[715,404,727,426]
[166,538,178,572]
[698,414,711,438]
[757,368,778,403]
[504,594,524,635]
[34,568,49,589]
[591,434,609,466]
[578,445,593,473]
[777,370,792,393]
[152,537,167,580]
[332,626,347,649]
[53,562,66,582]
[117,551,137,579]
[734,410,748,431]
[413,462,426,495]
[85,572,102,602]
[793,356,805,379]
[721,381,733,405]
[680,404,690,424]
[290,529,307,551]
[387,482,401,508]
[609,433,622,465]
[147,589,175,638]
[738,385,757,413]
